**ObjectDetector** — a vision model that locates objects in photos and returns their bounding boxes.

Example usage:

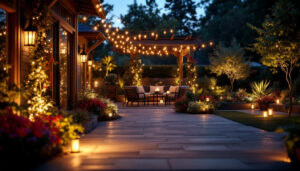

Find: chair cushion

[150,86,164,94]
[169,86,179,93]
[136,86,145,94]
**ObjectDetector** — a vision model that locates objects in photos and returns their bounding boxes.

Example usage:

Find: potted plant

[256,96,274,110]
[277,122,300,168]
[104,73,118,100]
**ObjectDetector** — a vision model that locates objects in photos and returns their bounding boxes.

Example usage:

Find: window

[59,28,70,108]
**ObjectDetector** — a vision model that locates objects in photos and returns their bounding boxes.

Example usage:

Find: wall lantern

[24,22,37,46]
[71,139,80,153]
[88,57,93,66]
[80,46,87,63]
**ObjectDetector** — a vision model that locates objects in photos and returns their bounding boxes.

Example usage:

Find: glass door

[59,28,70,109]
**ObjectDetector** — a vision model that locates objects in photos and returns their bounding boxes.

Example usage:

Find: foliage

[250,80,271,100]
[174,96,189,113]
[256,96,275,104]
[101,56,117,76]
[187,101,215,114]
[124,57,144,86]
[78,88,99,101]
[250,0,300,116]
[104,73,117,85]
[25,0,54,119]
[70,109,90,124]
[208,39,250,92]
[0,108,83,169]
[143,65,177,78]
[117,74,125,89]
[99,98,119,120]
[186,56,198,93]
[234,89,251,102]
[277,121,300,167]
[165,0,198,35]
[78,99,106,114]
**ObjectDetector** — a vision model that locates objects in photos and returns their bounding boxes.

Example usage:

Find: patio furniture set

[124,85,189,106]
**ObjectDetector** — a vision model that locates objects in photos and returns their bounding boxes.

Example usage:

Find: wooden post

[178,53,183,85]
[88,62,92,89]
[7,1,21,105]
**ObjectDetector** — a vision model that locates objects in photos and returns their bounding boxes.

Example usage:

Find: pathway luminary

[71,139,80,153]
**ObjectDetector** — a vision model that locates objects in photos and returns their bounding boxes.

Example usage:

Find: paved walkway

[35,109,291,171]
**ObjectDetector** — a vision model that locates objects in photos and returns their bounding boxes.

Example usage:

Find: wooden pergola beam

[0,0,16,12]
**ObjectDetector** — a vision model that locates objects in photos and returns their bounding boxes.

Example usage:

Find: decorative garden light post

[268,108,273,116]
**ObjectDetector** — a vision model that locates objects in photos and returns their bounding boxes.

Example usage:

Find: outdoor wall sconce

[88,57,93,66]
[71,139,80,153]
[24,22,37,46]
[79,45,87,63]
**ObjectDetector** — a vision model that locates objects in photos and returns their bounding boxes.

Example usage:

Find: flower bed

[0,109,83,169]
[77,98,120,121]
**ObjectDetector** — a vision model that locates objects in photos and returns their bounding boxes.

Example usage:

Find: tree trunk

[230,79,234,93]
[287,73,293,118]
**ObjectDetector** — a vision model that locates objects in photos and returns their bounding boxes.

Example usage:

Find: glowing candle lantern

[166,91,170,94]
[251,104,255,110]
[276,99,280,104]
[160,99,164,104]
[71,139,80,153]
[263,111,268,118]
[109,113,113,117]
[268,108,273,116]
[206,97,210,102]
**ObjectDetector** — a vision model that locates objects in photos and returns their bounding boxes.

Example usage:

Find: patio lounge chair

[165,86,189,103]
[124,86,146,106]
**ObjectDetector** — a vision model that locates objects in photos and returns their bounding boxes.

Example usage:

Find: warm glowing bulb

[109,113,113,117]
[160,99,164,104]
[251,104,255,110]
[276,99,280,104]
[206,97,210,102]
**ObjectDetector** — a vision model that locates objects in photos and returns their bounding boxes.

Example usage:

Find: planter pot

[106,85,117,100]
[297,148,300,160]
[116,95,125,102]
[175,105,187,113]
[259,103,269,110]
[82,115,98,134]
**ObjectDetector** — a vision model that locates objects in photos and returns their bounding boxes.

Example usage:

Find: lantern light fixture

[24,21,37,46]
[79,45,87,63]
[71,139,80,153]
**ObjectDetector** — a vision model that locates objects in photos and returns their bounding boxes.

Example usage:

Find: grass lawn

[215,111,300,132]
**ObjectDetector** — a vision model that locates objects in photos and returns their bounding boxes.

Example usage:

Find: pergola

[129,36,205,82]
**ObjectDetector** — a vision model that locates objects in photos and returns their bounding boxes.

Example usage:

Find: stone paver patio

[35,109,291,171]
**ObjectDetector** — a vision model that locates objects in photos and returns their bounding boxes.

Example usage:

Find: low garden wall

[218,103,257,110]
[270,104,300,114]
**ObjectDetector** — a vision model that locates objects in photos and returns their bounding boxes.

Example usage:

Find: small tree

[101,56,116,76]
[208,39,250,92]
[250,0,300,117]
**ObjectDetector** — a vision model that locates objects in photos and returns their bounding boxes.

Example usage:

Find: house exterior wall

[2,0,86,110]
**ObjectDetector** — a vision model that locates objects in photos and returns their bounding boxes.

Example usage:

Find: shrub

[104,73,118,85]
[256,96,275,104]
[174,96,189,113]
[0,109,83,169]
[250,80,271,99]
[78,88,99,101]
[78,99,106,114]
[99,98,120,120]
[187,101,215,114]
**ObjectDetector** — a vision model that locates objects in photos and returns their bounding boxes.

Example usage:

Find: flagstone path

[35,108,291,171]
